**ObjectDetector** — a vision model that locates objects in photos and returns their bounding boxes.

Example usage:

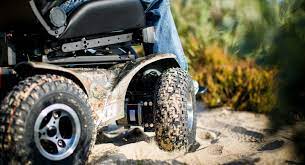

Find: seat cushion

[59,0,146,39]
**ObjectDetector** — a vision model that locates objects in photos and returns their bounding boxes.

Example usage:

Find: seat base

[59,0,146,39]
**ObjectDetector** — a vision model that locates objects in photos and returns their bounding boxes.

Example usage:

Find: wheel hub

[34,104,81,161]
[47,126,57,137]
[187,93,194,131]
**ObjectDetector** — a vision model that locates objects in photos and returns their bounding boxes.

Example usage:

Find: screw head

[53,112,59,118]
[57,140,66,148]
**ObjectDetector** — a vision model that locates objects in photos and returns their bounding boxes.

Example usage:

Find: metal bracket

[61,33,133,52]
[7,45,16,65]
[142,27,156,43]
[1,35,16,66]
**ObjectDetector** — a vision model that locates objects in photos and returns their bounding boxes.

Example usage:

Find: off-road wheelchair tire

[0,74,96,164]
[154,68,197,152]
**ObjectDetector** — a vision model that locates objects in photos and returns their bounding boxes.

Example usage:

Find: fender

[98,54,180,126]
[14,62,90,95]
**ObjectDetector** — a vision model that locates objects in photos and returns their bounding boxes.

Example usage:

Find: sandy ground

[89,103,302,165]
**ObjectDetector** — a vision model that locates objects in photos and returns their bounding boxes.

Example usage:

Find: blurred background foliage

[171,0,305,159]
[172,0,305,115]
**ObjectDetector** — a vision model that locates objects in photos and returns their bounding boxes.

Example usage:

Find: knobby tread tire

[154,68,197,152]
[0,74,96,164]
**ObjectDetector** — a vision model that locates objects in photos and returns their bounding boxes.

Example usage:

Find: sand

[89,103,302,165]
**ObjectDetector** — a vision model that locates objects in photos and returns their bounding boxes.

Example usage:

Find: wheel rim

[187,93,194,131]
[34,104,81,161]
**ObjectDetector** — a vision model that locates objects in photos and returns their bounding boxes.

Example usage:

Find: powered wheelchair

[0,0,197,164]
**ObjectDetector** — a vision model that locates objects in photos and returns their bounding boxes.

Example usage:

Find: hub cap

[187,93,194,131]
[34,104,81,161]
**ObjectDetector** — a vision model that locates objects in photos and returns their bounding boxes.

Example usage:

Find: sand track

[89,104,301,165]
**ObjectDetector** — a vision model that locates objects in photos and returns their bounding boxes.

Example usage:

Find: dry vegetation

[190,44,276,112]
[171,0,297,113]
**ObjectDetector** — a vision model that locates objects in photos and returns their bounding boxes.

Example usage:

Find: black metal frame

[42,54,136,66]
[0,0,156,67]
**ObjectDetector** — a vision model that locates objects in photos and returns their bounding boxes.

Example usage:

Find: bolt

[149,102,153,106]
[53,112,59,118]
[144,102,148,106]
[150,123,154,128]
[58,140,66,148]
[145,123,149,127]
